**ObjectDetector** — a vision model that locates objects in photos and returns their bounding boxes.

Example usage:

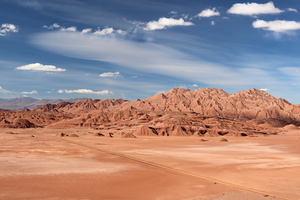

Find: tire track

[47,134,295,200]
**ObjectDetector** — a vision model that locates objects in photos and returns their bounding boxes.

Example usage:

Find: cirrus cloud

[144,17,194,30]
[57,89,113,94]
[196,8,220,18]
[228,2,283,16]
[253,19,300,32]
[16,63,66,72]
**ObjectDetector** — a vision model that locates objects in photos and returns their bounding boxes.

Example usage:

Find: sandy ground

[1,128,299,200]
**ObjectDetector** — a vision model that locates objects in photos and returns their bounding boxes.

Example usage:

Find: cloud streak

[57,89,113,94]
[99,72,120,77]
[0,86,11,93]
[31,31,277,88]
[16,63,66,72]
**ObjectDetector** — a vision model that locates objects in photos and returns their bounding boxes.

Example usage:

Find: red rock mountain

[33,88,299,123]
[3,88,299,137]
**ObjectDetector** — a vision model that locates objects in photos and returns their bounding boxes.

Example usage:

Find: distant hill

[0,96,86,110]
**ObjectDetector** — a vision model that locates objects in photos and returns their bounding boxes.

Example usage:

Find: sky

[1,0,300,103]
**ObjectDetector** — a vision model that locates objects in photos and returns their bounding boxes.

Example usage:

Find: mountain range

[0,96,86,110]
[1,88,299,137]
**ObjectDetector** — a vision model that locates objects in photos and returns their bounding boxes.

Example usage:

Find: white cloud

[169,11,178,15]
[61,26,77,32]
[131,76,138,78]
[0,86,11,93]
[82,28,92,33]
[182,14,189,20]
[31,31,276,87]
[253,19,300,32]
[192,84,198,87]
[211,21,215,25]
[196,8,220,18]
[228,2,283,16]
[99,71,120,77]
[260,88,270,91]
[116,29,127,35]
[43,23,76,32]
[16,63,66,72]
[57,89,113,94]
[43,23,61,29]
[288,8,298,13]
[21,90,38,94]
[0,24,18,36]
[94,27,114,35]
[156,91,166,94]
[144,17,194,30]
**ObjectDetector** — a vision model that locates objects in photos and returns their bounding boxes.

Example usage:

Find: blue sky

[1,0,300,103]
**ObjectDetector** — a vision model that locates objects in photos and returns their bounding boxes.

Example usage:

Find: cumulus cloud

[228,2,283,16]
[253,19,300,32]
[196,8,220,18]
[21,90,38,94]
[16,63,66,72]
[288,8,298,13]
[99,72,120,77]
[82,28,92,33]
[192,84,198,87]
[94,27,114,35]
[57,89,113,94]
[0,86,11,93]
[0,24,18,36]
[144,17,194,30]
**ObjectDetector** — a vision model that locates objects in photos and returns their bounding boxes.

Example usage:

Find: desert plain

[1,88,300,200]
[1,128,300,200]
